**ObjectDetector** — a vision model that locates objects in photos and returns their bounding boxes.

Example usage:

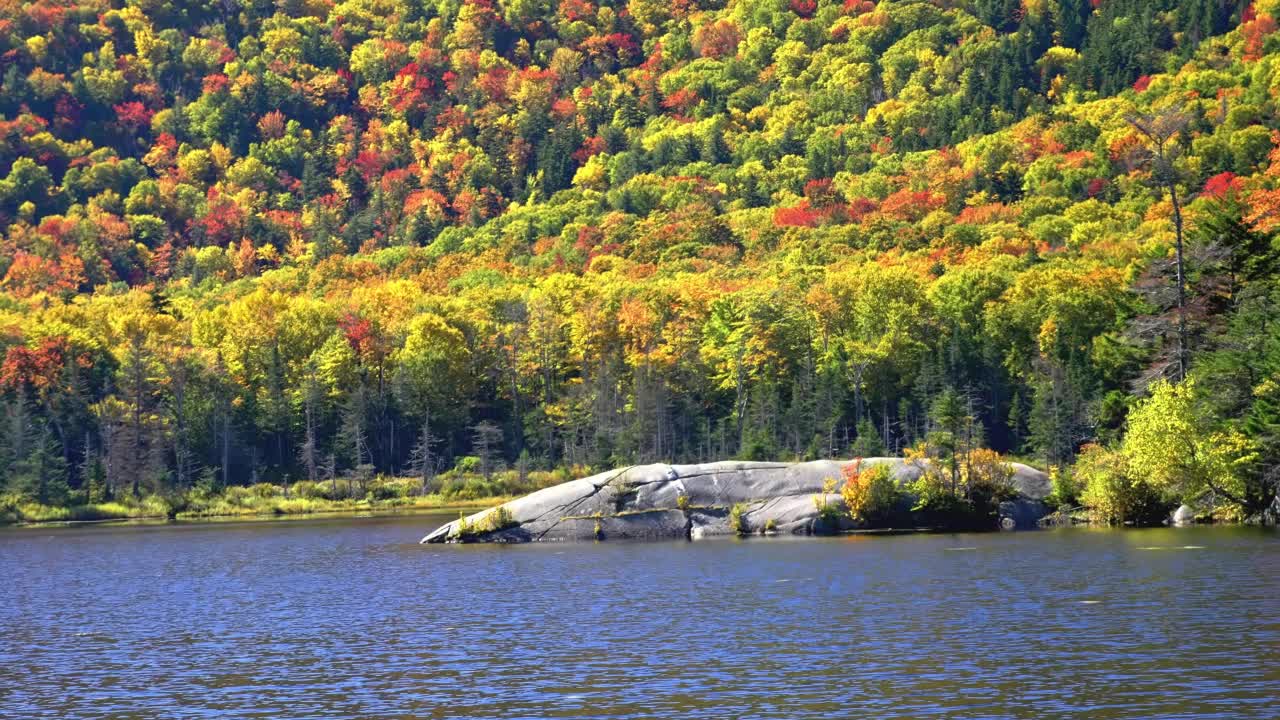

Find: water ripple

[1,519,1277,718]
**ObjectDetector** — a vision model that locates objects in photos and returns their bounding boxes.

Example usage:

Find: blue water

[1,517,1277,718]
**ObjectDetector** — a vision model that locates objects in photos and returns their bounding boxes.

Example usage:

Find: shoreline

[5,511,1269,535]
[0,497,509,530]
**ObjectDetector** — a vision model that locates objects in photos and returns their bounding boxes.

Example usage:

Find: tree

[1122,378,1258,513]
[0,0,1272,515]
[0,397,31,498]
[297,361,322,483]
[701,297,751,449]
[159,348,201,489]
[396,313,472,464]
[1127,111,1190,380]
[470,421,504,479]
[929,387,969,493]
[1027,363,1089,466]
[339,386,372,495]
[109,308,174,497]
[851,418,886,457]
[407,416,443,494]
[10,426,70,505]
[1196,198,1279,305]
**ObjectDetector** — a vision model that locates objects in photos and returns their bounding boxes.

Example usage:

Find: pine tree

[12,428,70,506]
[1050,0,1091,48]
[470,421,504,479]
[929,387,968,493]
[1007,390,1027,453]
[340,387,372,494]
[851,417,886,458]
[0,396,30,496]
[408,413,441,494]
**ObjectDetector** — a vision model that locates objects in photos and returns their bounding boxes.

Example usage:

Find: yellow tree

[1122,378,1257,512]
[397,313,471,490]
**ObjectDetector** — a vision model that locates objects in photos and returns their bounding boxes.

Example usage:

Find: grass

[0,477,515,527]
[3,464,587,527]
[1,498,170,524]
[175,492,511,520]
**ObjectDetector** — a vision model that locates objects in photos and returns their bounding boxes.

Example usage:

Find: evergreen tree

[851,418,886,458]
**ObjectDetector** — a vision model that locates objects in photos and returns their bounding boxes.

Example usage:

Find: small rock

[1172,504,1195,526]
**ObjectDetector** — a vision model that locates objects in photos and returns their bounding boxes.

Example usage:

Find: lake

[1,516,1277,718]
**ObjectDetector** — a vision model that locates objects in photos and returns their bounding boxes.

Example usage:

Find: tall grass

[0,494,172,524]
[1,467,584,525]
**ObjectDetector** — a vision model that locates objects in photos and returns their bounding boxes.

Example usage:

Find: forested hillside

[2,0,1278,521]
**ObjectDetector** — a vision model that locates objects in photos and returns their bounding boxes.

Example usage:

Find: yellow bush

[840,460,899,523]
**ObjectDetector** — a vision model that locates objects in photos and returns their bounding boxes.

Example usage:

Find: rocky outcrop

[421,458,1052,543]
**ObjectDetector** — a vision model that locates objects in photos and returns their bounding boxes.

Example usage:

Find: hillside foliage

[1,0,1279,518]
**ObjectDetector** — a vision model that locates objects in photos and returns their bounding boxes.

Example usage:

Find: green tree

[851,418,886,457]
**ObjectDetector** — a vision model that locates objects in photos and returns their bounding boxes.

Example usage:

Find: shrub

[223,486,253,507]
[483,505,515,532]
[840,459,899,525]
[368,477,411,501]
[71,502,136,521]
[0,493,22,523]
[16,502,71,522]
[565,464,593,481]
[438,477,462,498]
[466,477,501,499]
[291,480,321,499]
[490,469,519,491]
[963,449,1018,524]
[248,482,280,499]
[274,497,322,515]
[142,495,173,518]
[453,511,474,540]
[321,480,346,500]
[1047,464,1081,507]
[529,469,567,488]
[812,478,843,527]
[1076,444,1167,525]
[440,475,507,500]
[964,448,1016,498]
[453,456,482,474]
[729,502,748,535]
[908,467,970,527]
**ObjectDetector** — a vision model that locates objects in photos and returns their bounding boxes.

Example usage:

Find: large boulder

[421,458,1052,544]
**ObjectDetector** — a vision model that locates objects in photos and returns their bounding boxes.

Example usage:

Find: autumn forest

[1,0,1279,522]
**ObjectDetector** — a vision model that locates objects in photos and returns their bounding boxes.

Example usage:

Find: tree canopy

[1,0,1279,518]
